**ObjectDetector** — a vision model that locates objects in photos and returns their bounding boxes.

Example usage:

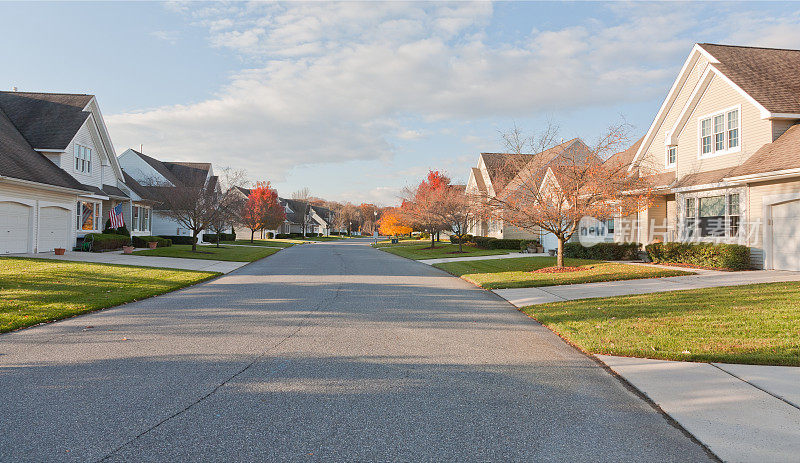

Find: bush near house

[159,235,198,245]
[472,237,525,250]
[86,233,130,251]
[646,242,750,270]
[131,236,172,248]
[202,233,236,243]
[449,234,473,244]
[564,242,640,261]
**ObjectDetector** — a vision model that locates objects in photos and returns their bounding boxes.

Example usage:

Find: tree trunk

[192,230,199,252]
[458,235,463,253]
[216,232,220,248]
[430,230,435,248]
[251,229,255,243]
[556,236,564,268]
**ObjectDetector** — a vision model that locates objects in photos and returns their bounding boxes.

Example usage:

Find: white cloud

[150,30,179,44]
[107,2,800,190]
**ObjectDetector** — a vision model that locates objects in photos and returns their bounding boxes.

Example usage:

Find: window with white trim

[699,108,740,157]
[74,144,92,173]
[76,201,101,231]
[684,193,740,238]
[666,146,677,167]
[132,205,152,231]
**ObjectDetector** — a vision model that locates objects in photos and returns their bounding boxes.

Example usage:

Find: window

[132,206,151,231]
[701,119,712,155]
[684,193,741,239]
[699,195,725,237]
[700,108,740,157]
[666,146,677,167]
[728,194,740,237]
[77,201,101,231]
[727,110,739,148]
[74,144,92,173]
[685,198,696,237]
[606,219,615,234]
[132,207,140,231]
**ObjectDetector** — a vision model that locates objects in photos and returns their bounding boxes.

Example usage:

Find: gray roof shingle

[0,91,93,150]
[0,106,88,191]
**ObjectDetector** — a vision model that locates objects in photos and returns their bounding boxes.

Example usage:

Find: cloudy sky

[3,1,800,205]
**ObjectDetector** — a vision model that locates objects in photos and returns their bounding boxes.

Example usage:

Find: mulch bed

[530,266,590,274]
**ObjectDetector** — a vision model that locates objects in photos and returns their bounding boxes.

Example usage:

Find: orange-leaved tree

[400,170,450,248]
[239,182,285,242]
[378,208,412,237]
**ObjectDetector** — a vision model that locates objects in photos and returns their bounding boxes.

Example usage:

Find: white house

[117,148,217,240]
[0,91,151,254]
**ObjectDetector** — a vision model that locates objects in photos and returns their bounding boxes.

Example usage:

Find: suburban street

[1,239,713,462]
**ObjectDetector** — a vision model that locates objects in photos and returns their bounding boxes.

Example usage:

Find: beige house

[618,43,800,270]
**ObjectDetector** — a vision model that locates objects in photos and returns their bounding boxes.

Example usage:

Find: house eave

[0,175,91,195]
[724,168,800,183]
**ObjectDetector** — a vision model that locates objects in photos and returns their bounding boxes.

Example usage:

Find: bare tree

[208,167,249,247]
[291,187,313,237]
[147,172,218,252]
[489,121,653,267]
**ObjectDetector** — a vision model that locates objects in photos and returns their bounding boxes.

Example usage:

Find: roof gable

[0,106,88,191]
[0,91,93,150]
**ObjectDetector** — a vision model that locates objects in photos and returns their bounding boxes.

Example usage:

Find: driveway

[10,250,247,273]
[0,239,713,462]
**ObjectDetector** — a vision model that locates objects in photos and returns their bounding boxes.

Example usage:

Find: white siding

[65,121,103,188]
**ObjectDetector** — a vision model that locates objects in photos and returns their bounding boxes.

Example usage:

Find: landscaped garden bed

[434,256,692,289]
[376,242,512,260]
[0,257,217,333]
[522,281,800,366]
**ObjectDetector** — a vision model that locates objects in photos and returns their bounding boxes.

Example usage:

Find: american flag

[109,203,125,228]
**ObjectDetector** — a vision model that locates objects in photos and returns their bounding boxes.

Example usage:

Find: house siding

[746,177,800,268]
[676,76,771,177]
[639,55,709,173]
[66,121,104,189]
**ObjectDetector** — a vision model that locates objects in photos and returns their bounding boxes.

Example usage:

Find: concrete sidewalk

[494,270,800,307]
[598,355,800,463]
[10,251,247,274]
[419,252,547,265]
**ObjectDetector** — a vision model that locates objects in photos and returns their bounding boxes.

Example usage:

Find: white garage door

[0,201,31,254]
[771,199,800,271]
[38,206,70,252]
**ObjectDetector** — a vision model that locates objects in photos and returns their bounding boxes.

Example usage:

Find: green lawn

[134,244,280,261]
[523,282,800,366]
[223,239,296,248]
[0,257,217,333]
[434,257,692,289]
[377,243,511,260]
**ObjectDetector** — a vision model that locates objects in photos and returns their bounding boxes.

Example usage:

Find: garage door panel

[771,200,800,271]
[0,201,31,254]
[38,206,70,252]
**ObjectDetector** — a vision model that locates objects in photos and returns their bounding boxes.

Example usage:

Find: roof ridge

[699,42,800,53]
[0,90,95,97]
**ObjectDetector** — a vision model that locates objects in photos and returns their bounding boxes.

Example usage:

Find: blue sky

[3,1,800,205]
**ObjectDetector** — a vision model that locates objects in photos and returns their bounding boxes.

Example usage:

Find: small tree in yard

[435,184,481,253]
[378,208,413,237]
[209,167,248,247]
[401,170,450,249]
[239,182,284,243]
[291,187,313,237]
[490,122,653,267]
[148,173,217,252]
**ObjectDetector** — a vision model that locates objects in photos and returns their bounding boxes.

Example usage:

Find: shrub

[159,235,197,245]
[103,220,130,237]
[563,242,640,260]
[449,234,473,244]
[132,236,172,248]
[86,233,129,251]
[645,242,750,270]
[472,237,524,250]
[202,233,236,243]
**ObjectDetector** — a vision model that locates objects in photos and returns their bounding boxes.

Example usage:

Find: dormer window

[74,144,92,173]
[699,107,740,158]
[666,146,677,167]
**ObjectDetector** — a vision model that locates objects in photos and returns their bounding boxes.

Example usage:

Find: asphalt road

[0,239,713,462]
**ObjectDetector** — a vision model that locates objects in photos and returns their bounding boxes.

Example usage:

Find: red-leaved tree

[239,182,285,242]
